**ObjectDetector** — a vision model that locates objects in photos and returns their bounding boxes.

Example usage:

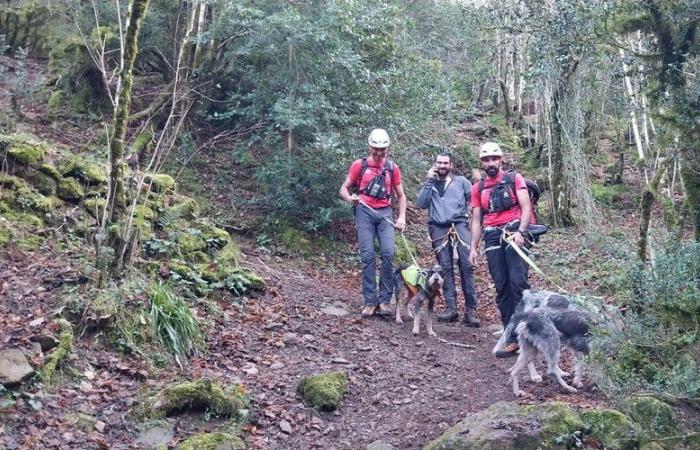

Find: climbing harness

[431,224,470,256]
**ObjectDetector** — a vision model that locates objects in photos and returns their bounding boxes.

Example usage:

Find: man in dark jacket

[417,152,480,326]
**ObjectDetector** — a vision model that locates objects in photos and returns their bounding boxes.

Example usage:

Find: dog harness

[401,265,429,295]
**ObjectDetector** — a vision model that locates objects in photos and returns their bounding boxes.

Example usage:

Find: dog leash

[502,231,570,295]
[358,200,421,270]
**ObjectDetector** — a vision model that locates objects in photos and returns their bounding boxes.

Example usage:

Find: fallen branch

[437,338,476,349]
[40,319,74,386]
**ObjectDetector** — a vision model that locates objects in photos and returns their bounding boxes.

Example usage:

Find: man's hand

[427,164,437,179]
[395,216,406,231]
[348,194,360,206]
[469,247,479,266]
[512,231,525,248]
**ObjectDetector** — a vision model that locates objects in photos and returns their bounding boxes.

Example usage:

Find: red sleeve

[514,173,528,190]
[470,183,481,209]
[347,160,362,185]
[391,164,402,186]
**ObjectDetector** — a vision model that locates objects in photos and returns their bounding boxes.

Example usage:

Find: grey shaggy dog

[493,289,590,397]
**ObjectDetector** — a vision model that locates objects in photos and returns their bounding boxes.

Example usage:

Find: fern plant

[149,282,205,365]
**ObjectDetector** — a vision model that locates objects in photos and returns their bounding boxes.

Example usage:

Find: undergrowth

[590,241,700,399]
[149,282,205,366]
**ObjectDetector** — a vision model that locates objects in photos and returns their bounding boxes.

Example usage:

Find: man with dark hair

[340,129,407,317]
[469,142,532,357]
[417,152,480,326]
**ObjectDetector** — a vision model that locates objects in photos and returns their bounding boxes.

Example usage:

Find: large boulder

[424,402,583,450]
[0,349,34,386]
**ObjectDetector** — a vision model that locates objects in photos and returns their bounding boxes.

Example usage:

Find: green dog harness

[401,265,429,293]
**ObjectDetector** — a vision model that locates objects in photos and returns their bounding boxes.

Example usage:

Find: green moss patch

[0,174,28,190]
[5,139,45,166]
[40,319,73,386]
[144,173,176,193]
[581,409,638,450]
[13,186,61,213]
[58,157,106,185]
[298,371,348,411]
[57,177,85,201]
[140,379,249,420]
[176,432,245,450]
[622,396,676,437]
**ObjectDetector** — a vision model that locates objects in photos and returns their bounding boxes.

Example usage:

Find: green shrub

[149,283,205,365]
[590,242,700,398]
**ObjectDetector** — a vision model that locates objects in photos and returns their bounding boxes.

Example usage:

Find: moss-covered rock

[3,210,44,228]
[25,169,57,195]
[4,138,45,166]
[217,243,242,267]
[622,396,676,437]
[424,401,585,450]
[176,233,207,254]
[298,371,348,411]
[134,205,156,222]
[65,412,99,433]
[13,186,61,213]
[38,163,62,180]
[84,197,107,218]
[176,432,245,450]
[47,90,65,115]
[57,177,85,201]
[157,195,198,228]
[581,409,638,450]
[144,173,176,193]
[140,379,249,420]
[58,157,106,185]
[195,220,230,250]
[0,174,29,190]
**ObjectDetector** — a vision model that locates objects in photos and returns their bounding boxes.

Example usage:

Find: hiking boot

[462,309,481,328]
[361,305,377,317]
[377,303,392,316]
[495,342,519,358]
[436,309,459,323]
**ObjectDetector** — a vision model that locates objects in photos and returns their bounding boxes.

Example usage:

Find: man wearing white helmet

[339,129,407,317]
[469,142,532,357]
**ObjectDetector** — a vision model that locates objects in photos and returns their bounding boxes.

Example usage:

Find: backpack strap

[503,170,518,198]
[357,158,395,197]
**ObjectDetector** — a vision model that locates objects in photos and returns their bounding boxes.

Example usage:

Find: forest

[0,0,699,449]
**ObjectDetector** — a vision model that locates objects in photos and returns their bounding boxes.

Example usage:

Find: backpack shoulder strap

[383,159,395,183]
[358,157,369,187]
[478,178,485,194]
[504,170,518,196]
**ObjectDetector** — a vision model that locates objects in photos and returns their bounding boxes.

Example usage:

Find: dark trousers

[355,204,395,306]
[428,222,477,311]
[484,228,530,340]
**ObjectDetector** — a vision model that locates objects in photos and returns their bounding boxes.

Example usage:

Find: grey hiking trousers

[355,204,395,307]
[428,222,478,311]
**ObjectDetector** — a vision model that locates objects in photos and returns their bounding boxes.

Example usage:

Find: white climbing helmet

[368,128,391,148]
[478,142,503,159]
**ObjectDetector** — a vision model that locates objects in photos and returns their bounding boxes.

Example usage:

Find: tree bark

[105,0,151,225]
[639,158,673,261]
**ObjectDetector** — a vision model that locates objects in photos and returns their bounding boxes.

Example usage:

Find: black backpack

[478,170,541,219]
[358,157,395,199]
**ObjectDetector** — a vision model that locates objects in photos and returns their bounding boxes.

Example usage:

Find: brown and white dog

[393,264,445,336]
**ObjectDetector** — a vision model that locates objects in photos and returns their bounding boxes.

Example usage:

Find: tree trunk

[639,159,673,260]
[105,0,151,244]
[548,83,574,227]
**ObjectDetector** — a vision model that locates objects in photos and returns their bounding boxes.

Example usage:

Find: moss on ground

[622,396,676,437]
[280,226,311,255]
[6,140,45,166]
[140,379,249,420]
[40,319,74,386]
[298,371,348,411]
[176,432,245,450]
[581,409,638,450]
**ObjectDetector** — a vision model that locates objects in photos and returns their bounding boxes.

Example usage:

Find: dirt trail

[0,234,604,450]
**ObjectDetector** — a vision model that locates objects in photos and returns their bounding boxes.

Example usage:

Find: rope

[501,230,570,295]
